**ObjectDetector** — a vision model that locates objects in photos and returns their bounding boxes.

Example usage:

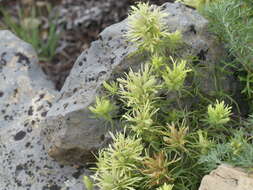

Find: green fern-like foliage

[198,143,232,172]
[199,130,253,172]
[201,0,253,98]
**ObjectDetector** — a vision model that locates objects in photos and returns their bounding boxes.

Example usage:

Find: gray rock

[198,164,253,190]
[0,30,87,190]
[54,0,129,30]
[41,2,232,165]
[41,19,138,165]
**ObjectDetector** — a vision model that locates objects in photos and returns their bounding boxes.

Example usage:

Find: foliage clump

[205,100,232,127]
[117,64,159,107]
[89,97,117,125]
[200,0,253,98]
[126,2,182,55]
[86,1,253,190]
[162,58,192,92]
[92,132,144,190]
[199,131,253,172]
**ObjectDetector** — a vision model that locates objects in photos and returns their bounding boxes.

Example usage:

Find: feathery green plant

[200,0,253,98]
[89,96,117,124]
[117,64,159,107]
[199,130,253,172]
[205,100,232,127]
[198,143,231,172]
[92,132,144,190]
[84,1,253,190]
[126,2,182,55]
[162,121,188,152]
[162,58,192,92]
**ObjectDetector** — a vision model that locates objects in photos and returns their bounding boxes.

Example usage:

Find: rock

[46,0,132,90]
[0,30,88,190]
[55,0,127,30]
[199,164,253,190]
[55,0,173,31]
[41,18,139,165]
[41,2,233,165]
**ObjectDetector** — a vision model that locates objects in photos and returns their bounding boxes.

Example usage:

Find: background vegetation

[0,2,60,62]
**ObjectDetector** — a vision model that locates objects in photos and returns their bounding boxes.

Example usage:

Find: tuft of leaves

[117,64,159,108]
[162,58,192,92]
[89,96,117,124]
[103,81,119,96]
[205,100,232,127]
[142,152,177,188]
[123,100,159,140]
[126,2,182,55]
[162,121,188,152]
[93,132,144,190]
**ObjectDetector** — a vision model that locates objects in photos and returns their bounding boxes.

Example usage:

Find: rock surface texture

[199,165,253,190]
[41,2,232,165]
[0,30,87,190]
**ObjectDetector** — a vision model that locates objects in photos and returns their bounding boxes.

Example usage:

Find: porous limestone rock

[41,2,234,165]
[41,18,138,165]
[199,164,253,190]
[0,30,87,190]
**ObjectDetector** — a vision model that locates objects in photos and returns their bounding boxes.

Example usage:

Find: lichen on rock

[0,30,86,190]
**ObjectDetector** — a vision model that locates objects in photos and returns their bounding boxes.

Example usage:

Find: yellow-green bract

[125,2,182,55]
